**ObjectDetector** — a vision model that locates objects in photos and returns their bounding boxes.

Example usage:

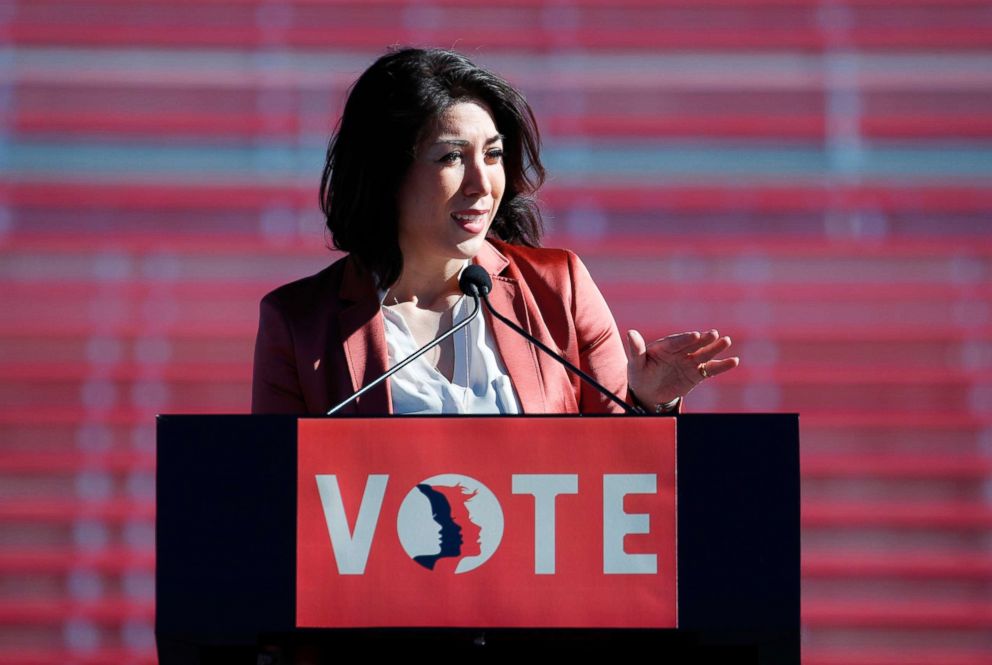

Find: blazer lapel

[475,242,548,413]
[337,258,391,415]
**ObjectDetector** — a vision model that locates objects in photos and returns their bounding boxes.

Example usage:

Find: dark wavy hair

[320,47,546,288]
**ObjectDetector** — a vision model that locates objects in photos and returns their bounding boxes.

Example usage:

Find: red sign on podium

[296,417,677,628]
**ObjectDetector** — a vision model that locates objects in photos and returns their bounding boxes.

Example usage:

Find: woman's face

[397,101,505,268]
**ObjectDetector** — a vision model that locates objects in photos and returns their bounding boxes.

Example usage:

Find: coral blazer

[251,239,630,415]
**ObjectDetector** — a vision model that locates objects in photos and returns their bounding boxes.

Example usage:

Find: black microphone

[475,266,643,415]
[459,264,492,298]
[325,273,484,415]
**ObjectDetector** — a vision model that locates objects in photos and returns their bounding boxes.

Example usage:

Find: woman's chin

[454,234,488,259]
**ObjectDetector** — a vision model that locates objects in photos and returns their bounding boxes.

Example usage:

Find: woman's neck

[388,257,467,309]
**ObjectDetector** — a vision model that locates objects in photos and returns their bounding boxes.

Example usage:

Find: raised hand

[625,329,740,409]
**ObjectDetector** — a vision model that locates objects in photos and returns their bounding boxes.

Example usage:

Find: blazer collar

[336,257,391,414]
[474,240,549,413]
[339,254,379,303]
[474,239,510,276]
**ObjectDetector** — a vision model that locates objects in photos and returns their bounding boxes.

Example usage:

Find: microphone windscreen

[459,264,493,297]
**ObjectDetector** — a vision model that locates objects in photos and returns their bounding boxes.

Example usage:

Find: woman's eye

[438,149,502,165]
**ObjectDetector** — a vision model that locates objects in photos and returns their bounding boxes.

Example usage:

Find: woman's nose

[462,156,492,197]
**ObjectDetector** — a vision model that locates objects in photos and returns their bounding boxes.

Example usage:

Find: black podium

[156,414,799,663]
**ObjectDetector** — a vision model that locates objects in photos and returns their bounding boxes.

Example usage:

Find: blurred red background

[1,1,991,663]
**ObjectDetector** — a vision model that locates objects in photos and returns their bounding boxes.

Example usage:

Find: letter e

[603,474,657,575]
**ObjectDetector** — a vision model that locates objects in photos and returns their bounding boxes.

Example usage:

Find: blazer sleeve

[251,293,308,414]
[565,250,631,414]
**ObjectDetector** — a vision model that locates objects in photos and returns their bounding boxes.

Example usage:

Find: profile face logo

[396,474,504,574]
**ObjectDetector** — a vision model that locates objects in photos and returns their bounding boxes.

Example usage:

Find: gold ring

[697,363,709,379]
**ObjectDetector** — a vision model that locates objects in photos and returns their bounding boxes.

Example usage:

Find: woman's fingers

[698,356,740,378]
[653,330,703,354]
[651,329,723,357]
[625,329,647,364]
[689,334,733,364]
[642,328,739,383]
[627,327,740,405]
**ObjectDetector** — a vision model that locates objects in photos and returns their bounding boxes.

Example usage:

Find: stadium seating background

[1,1,991,663]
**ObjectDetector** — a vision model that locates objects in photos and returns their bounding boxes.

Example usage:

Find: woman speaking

[251,47,738,416]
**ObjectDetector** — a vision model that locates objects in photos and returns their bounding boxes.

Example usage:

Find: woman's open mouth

[451,209,489,234]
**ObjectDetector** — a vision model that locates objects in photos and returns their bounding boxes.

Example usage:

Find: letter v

[315,474,388,574]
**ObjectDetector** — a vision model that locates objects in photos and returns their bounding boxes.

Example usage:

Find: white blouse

[378,285,521,415]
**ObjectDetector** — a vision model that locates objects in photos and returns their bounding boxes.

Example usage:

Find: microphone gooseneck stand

[325,270,487,416]
[325,265,646,416]
[460,265,645,416]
